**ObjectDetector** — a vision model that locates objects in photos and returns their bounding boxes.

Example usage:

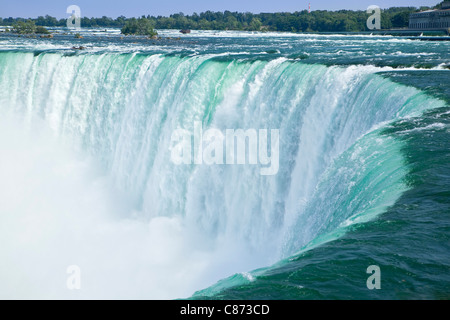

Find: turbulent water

[0,29,449,299]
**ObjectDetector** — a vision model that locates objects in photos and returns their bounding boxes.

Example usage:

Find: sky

[0,0,442,18]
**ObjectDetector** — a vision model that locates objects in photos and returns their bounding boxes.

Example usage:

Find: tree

[226,16,239,29]
[392,11,410,28]
[121,18,157,36]
[36,25,50,34]
[12,20,49,34]
[12,20,37,34]
[249,17,262,31]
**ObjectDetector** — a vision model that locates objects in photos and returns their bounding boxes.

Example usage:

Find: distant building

[409,1,450,30]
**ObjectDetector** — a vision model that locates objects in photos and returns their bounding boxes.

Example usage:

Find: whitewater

[0,30,448,299]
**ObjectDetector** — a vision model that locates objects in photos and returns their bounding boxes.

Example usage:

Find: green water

[0,30,448,299]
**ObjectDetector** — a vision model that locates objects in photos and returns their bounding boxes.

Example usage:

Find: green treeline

[0,3,443,33]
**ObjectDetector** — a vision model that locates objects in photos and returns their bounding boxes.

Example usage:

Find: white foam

[0,116,245,299]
